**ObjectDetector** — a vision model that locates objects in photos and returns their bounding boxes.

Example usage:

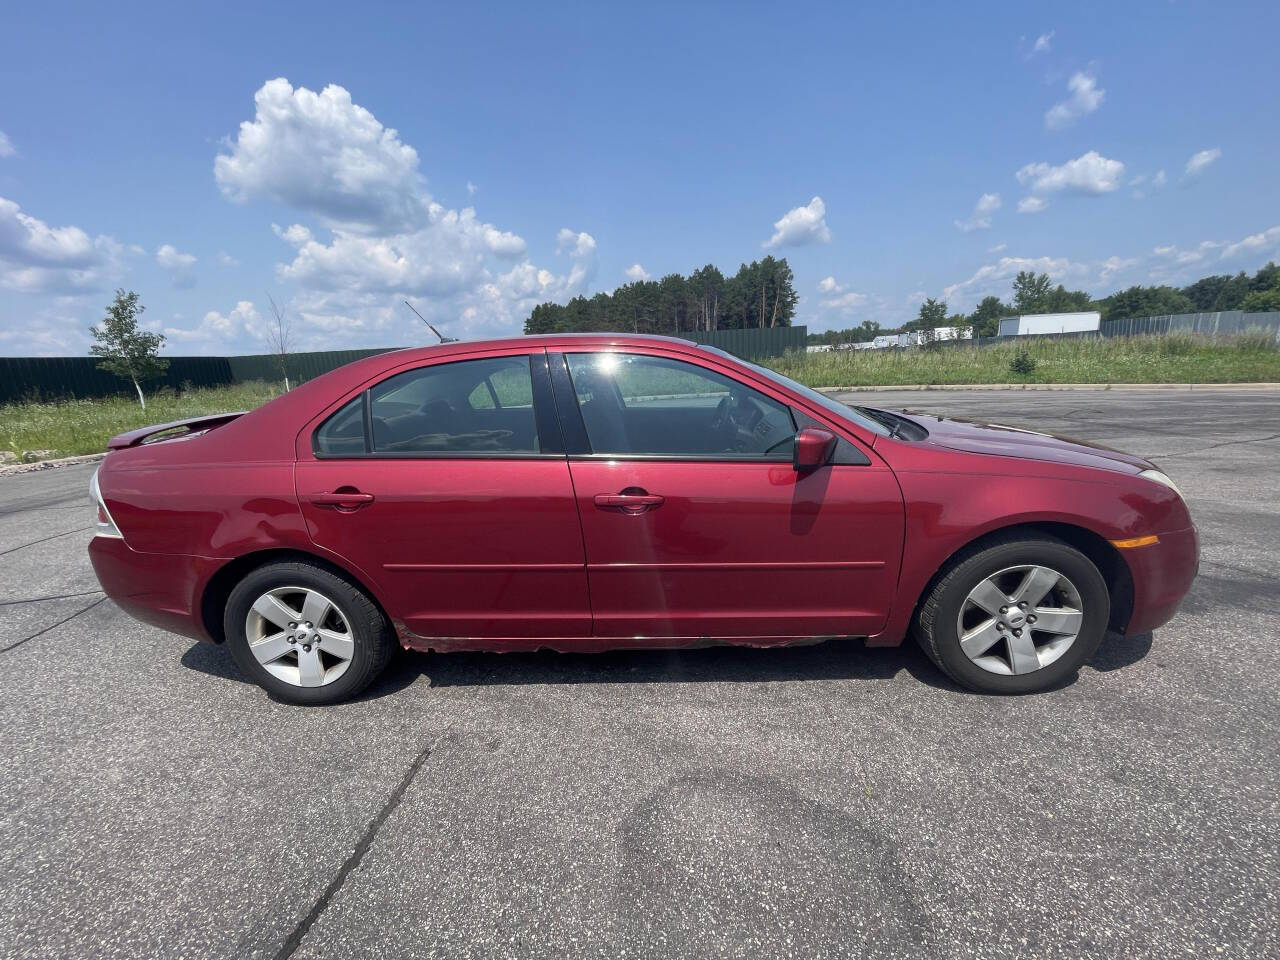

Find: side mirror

[793,427,837,472]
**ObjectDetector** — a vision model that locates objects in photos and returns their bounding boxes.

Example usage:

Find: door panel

[567,459,904,639]
[298,458,589,640]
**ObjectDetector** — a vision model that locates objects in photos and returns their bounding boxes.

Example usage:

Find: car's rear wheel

[224,560,396,705]
[914,535,1110,694]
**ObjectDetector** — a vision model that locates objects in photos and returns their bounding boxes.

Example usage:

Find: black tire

[913,534,1110,694]
[224,560,396,705]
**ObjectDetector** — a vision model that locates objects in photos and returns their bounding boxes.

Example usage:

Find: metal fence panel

[1102,311,1280,338]
[0,355,232,404]
[683,326,807,360]
[225,348,398,385]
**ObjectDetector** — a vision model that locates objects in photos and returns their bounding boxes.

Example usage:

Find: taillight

[89,469,123,540]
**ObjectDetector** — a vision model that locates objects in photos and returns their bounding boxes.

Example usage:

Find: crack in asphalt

[1200,558,1279,581]
[0,491,86,517]
[0,525,93,557]
[0,589,104,607]
[1151,432,1280,460]
[1,596,106,654]
[273,735,440,960]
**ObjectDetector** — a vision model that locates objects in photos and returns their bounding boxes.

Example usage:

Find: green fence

[0,329,802,404]
[682,326,807,360]
[0,349,397,404]
[226,348,397,384]
[0,355,234,404]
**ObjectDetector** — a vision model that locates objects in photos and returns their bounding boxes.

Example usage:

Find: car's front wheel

[914,535,1110,694]
[224,560,396,705]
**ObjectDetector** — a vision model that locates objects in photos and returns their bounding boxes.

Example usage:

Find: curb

[0,452,106,478]
[815,382,1280,394]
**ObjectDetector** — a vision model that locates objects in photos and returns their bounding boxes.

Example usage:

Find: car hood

[894,409,1153,473]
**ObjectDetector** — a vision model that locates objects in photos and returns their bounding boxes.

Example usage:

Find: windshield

[698,346,890,437]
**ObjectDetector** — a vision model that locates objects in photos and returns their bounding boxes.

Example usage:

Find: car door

[295,349,591,644]
[549,348,904,642]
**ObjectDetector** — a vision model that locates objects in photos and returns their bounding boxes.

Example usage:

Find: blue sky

[1,0,1277,355]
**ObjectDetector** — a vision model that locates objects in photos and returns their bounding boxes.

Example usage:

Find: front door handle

[308,490,375,511]
[593,491,664,515]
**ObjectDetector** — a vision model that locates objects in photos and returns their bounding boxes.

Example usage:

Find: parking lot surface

[1,388,1277,959]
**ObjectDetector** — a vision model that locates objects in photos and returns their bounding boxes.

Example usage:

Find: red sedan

[88,334,1198,704]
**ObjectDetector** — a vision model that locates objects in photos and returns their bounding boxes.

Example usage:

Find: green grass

[3,333,1278,462]
[1,381,283,460]
[766,332,1280,388]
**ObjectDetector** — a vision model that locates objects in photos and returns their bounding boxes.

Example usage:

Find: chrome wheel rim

[245,586,355,688]
[956,564,1084,676]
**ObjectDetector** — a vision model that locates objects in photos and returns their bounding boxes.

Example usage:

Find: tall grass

[1,381,283,460]
[766,333,1280,388]
[2,333,1278,462]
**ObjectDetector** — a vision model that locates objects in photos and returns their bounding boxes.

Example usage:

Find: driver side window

[564,353,795,458]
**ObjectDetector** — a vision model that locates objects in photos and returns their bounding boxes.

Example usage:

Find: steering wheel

[710,393,763,453]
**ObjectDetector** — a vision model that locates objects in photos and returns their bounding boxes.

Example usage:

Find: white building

[928,325,973,341]
[998,312,1100,337]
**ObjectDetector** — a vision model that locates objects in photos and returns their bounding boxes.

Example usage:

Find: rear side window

[313,396,366,456]
[314,356,541,457]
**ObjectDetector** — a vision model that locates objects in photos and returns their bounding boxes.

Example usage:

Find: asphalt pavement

[1,388,1277,959]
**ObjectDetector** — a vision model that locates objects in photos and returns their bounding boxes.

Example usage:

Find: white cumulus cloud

[556,228,596,258]
[1045,72,1105,130]
[624,263,651,282]
[817,276,844,294]
[1153,242,1217,266]
[213,79,597,345]
[764,196,831,249]
[1017,196,1048,214]
[1220,225,1280,261]
[0,196,123,294]
[0,131,15,158]
[1185,148,1222,178]
[821,290,867,310]
[1099,256,1138,282]
[954,192,1001,232]
[1032,32,1054,55]
[156,244,196,269]
[1017,150,1125,195]
[164,301,264,353]
[215,78,428,235]
[943,255,1090,308]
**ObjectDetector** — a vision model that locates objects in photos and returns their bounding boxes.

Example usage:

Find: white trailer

[998,312,1101,337]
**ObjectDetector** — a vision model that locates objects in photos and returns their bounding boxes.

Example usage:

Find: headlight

[1139,468,1182,498]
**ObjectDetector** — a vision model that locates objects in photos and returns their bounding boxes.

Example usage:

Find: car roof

[377,332,702,365]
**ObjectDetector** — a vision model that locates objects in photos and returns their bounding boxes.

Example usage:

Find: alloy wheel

[955,564,1084,676]
[244,586,355,688]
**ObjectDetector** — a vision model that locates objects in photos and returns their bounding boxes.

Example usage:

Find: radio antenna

[402,300,459,343]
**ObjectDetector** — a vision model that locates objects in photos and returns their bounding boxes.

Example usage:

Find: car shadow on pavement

[180,629,1154,702]
[1089,630,1153,672]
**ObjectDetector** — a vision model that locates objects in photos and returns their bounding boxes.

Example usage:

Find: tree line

[524,256,798,335]
[810,261,1280,346]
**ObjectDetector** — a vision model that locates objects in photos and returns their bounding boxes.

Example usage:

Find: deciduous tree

[89,289,168,410]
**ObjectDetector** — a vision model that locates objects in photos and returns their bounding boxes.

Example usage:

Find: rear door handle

[308,491,375,511]
[593,492,664,514]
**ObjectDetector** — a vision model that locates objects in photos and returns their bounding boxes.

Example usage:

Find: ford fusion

[88,335,1197,704]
